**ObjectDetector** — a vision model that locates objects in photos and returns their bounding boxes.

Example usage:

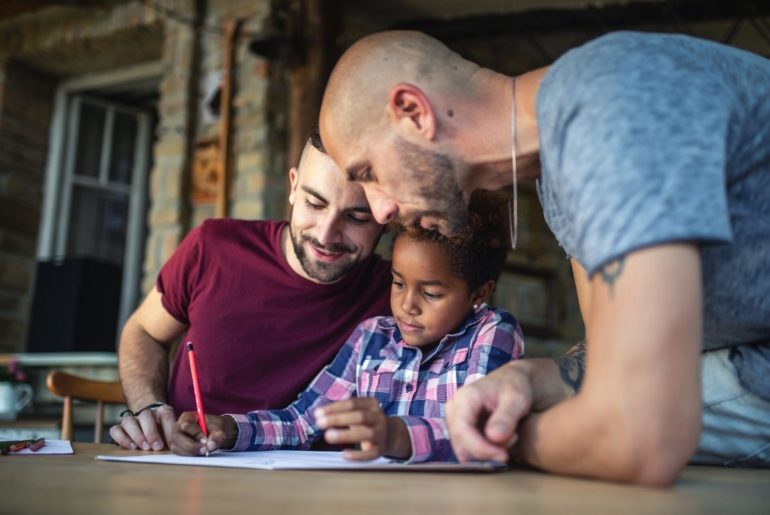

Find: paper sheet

[1,439,73,455]
[95,450,505,472]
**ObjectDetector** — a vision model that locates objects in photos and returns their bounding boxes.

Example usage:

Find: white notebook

[95,449,505,472]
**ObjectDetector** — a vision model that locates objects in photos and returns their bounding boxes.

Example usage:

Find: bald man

[319,31,770,485]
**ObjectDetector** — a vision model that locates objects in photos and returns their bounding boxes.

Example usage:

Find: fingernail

[141,442,150,451]
[325,429,337,439]
[152,441,163,451]
[490,423,509,436]
[129,443,137,450]
[200,447,207,455]
[200,438,207,445]
[316,416,327,427]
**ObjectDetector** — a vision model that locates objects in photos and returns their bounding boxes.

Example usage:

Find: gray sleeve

[537,32,733,275]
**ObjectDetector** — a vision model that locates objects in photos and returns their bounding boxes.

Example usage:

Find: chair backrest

[45,371,126,443]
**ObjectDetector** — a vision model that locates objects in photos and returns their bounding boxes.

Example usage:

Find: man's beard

[395,137,469,236]
[289,227,359,283]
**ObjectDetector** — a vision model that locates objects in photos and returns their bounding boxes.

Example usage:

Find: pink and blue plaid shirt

[228,304,524,462]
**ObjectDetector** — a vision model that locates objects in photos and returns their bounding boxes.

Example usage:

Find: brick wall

[0,60,56,352]
[143,0,286,292]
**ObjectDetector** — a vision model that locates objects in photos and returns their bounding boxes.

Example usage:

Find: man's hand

[169,412,237,456]
[315,398,410,461]
[109,403,176,451]
[446,361,533,463]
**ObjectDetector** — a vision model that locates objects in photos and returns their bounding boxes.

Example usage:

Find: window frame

[38,62,161,334]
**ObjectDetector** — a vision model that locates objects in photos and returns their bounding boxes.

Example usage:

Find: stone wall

[0,1,286,351]
[0,1,164,352]
[0,60,56,352]
[142,0,285,292]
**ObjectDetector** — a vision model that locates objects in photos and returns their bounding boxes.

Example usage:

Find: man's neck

[462,66,547,191]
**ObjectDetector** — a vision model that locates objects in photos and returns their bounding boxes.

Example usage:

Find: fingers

[316,399,386,461]
[446,387,510,463]
[169,412,208,456]
[203,414,233,452]
[315,398,379,419]
[484,387,529,447]
[315,402,382,430]
[109,423,137,450]
[324,424,377,446]
[114,413,151,451]
[326,426,383,461]
[136,409,165,451]
[155,405,177,449]
[342,440,382,461]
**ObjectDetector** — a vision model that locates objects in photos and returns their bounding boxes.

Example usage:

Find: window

[39,65,157,337]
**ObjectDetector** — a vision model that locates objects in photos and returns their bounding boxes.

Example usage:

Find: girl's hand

[169,412,237,456]
[315,399,410,460]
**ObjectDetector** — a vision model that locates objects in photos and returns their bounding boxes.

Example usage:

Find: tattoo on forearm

[553,340,586,393]
[599,257,625,296]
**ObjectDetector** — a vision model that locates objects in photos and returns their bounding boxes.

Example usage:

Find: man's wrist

[121,401,171,418]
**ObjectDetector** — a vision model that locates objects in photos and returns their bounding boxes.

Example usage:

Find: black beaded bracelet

[119,402,169,418]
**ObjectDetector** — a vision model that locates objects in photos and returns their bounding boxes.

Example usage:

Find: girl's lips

[398,319,423,333]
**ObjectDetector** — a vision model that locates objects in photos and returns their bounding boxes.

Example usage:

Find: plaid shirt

[229,304,524,462]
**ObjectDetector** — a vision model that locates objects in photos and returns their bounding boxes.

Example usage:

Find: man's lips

[309,243,346,262]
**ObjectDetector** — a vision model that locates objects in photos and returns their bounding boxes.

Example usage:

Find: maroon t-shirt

[158,219,392,415]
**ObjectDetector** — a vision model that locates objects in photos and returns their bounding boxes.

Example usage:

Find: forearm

[513,247,704,486]
[513,386,698,485]
[118,318,172,410]
[513,394,625,479]
[507,354,577,413]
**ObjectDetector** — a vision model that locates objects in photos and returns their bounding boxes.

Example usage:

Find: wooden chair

[45,371,126,443]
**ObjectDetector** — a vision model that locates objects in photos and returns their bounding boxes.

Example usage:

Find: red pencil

[186,342,209,454]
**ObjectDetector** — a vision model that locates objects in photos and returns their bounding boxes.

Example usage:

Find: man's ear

[387,83,436,140]
[288,167,299,205]
[471,279,496,307]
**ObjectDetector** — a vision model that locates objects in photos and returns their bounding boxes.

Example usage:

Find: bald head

[321,31,478,149]
[319,30,516,237]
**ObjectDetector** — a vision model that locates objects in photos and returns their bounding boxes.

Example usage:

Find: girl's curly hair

[390,192,510,292]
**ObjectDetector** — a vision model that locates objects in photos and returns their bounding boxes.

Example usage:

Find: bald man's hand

[446,362,534,463]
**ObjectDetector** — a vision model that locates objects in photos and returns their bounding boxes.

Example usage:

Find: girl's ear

[470,279,496,308]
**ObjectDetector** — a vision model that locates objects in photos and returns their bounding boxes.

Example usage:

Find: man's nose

[368,194,399,225]
[316,213,342,245]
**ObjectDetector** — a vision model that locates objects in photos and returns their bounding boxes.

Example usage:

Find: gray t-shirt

[536,31,770,399]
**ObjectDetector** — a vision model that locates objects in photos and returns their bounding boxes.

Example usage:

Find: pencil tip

[186,341,193,350]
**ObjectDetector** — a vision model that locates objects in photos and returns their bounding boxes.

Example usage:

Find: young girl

[171,203,524,463]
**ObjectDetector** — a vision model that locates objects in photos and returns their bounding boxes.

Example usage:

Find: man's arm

[109,288,187,450]
[513,244,703,485]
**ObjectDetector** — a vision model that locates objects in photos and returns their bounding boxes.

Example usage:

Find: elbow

[617,416,701,487]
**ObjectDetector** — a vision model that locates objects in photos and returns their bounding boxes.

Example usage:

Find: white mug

[0,382,33,420]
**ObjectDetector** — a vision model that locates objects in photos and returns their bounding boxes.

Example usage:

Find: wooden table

[3,444,769,514]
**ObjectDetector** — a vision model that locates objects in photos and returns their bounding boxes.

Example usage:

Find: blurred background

[0,0,768,438]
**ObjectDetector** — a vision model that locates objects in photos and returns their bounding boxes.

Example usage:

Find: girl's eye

[305,200,324,210]
[423,291,441,300]
[392,279,404,289]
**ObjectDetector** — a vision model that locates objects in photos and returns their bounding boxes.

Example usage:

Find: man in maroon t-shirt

[109,131,391,451]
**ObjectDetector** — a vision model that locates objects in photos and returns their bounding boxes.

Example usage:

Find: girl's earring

[473,304,479,309]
